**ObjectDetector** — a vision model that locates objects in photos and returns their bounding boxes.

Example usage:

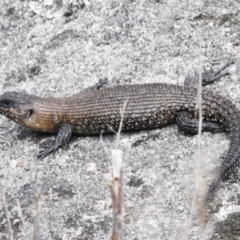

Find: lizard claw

[37,143,58,159]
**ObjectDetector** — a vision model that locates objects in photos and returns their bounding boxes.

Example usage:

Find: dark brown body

[25,83,234,134]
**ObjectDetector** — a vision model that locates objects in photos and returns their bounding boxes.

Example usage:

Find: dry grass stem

[16,199,25,225]
[2,188,13,240]
[33,173,40,240]
[117,99,128,143]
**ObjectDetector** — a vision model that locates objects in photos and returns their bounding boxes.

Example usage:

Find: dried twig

[109,100,127,240]
[110,149,123,240]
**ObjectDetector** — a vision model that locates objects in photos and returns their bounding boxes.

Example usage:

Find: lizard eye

[2,100,12,107]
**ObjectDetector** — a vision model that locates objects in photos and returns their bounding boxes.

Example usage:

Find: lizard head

[0,92,34,124]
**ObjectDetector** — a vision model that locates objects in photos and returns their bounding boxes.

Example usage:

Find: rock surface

[0,0,240,239]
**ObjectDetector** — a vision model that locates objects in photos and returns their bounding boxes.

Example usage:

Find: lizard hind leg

[176,111,226,134]
[184,61,233,87]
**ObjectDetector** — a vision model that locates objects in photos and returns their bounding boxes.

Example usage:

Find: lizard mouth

[0,108,33,120]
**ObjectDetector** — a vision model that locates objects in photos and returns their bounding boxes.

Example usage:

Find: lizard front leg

[37,123,73,159]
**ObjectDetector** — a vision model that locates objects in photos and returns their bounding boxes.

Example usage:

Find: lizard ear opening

[28,109,34,118]
[23,109,34,119]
